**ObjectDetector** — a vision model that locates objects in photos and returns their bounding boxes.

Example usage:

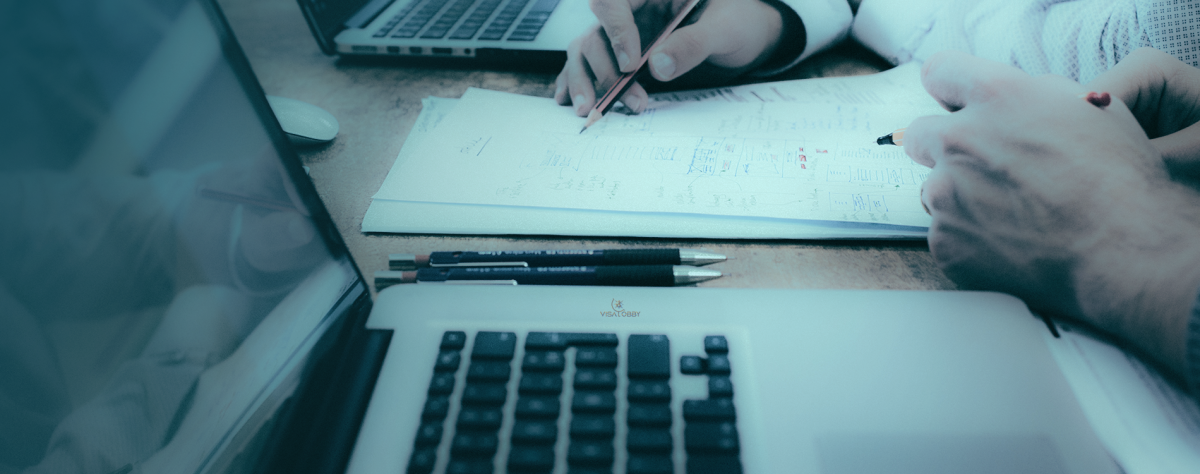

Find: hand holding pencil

[555,0,788,121]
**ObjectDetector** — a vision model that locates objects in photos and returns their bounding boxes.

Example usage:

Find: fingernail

[574,94,588,114]
[555,84,564,100]
[624,94,643,113]
[651,53,675,79]
[617,51,631,71]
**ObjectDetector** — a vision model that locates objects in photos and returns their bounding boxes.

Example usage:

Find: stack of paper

[364,63,947,239]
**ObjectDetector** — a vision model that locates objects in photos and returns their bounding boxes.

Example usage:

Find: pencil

[876,128,906,146]
[580,0,706,133]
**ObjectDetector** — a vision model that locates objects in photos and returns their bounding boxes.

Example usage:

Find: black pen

[389,248,726,270]
[373,265,721,289]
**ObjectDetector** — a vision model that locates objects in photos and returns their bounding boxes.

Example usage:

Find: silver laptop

[297,0,596,62]
[4,0,1121,472]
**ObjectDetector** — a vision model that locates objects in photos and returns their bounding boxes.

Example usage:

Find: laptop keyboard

[373,0,560,42]
[406,331,743,474]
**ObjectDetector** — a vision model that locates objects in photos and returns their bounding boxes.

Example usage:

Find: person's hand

[555,0,784,116]
[1087,47,1200,176]
[904,51,1200,378]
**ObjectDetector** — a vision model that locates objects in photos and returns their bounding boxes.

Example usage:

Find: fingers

[646,0,782,81]
[901,114,956,168]
[1087,47,1173,129]
[558,29,623,116]
[1088,47,1200,138]
[589,0,644,72]
[620,81,649,113]
[920,50,1026,112]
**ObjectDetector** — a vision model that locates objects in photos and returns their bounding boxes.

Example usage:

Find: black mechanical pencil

[373,265,721,289]
[389,248,726,270]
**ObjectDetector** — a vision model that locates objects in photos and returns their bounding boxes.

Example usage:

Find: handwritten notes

[373,64,946,228]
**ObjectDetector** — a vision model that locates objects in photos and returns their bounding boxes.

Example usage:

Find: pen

[876,128,905,146]
[373,265,721,289]
[389,248,726,269]
[579,0,706,133]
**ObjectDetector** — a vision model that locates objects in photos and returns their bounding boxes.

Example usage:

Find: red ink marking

[1085,91,1111,108]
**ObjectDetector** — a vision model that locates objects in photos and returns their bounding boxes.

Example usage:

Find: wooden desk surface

[219,0,956,293]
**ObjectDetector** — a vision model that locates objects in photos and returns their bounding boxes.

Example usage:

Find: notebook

[1,0,1139,472]
[296,0,595,63]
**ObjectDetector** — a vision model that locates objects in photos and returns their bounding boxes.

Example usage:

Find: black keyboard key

[628,454,673,474]
[575,348,618,367]
[429,372,456,394]
[627,428,672,452]
[445,459,493,474]
[566,332,619,346]
[435,351,462,371]
[423,396,450,420]
[707,354,731,374]
[477,28,506,40]
[451,432,499,456]
[421,27,450,38]
[520,371,563,391]
[573,369,617,389]
[449,26,480,40]
[508,445,555,472]
[628,335,671,378]
[461,383,508,405]
[685,421,739,453]
[704,335,728,353]
[442,331,467,350]
[568,441,614,465]
[522,351,565,371]
[415,422,444,445]
[456,407,503,429]
[472,331,517,359]
[569,415,615,437]
[627,403,672,426]
[708,376,734,397]
[572,391,616,413]
[515,396,561,418]
[511,420,558,443]
[526,332,570,349]
[685,455,742,474]
[683,398,736,421]
[466,360,511,381]
[408,447,437,474]
[628,380,671,401]
[392,27,421,38]
[519,373,563,394]
[680,355,705,375]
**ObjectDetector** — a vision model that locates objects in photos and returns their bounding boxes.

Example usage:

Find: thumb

[648,22,712,81]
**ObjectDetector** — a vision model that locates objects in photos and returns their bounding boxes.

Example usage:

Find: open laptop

[3,0,1123,473]
[296,0,596,63]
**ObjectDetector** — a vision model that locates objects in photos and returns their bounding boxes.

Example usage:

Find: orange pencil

[580,0,706,133]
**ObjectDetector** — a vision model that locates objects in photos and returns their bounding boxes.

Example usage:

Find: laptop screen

[0,0,372,472]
